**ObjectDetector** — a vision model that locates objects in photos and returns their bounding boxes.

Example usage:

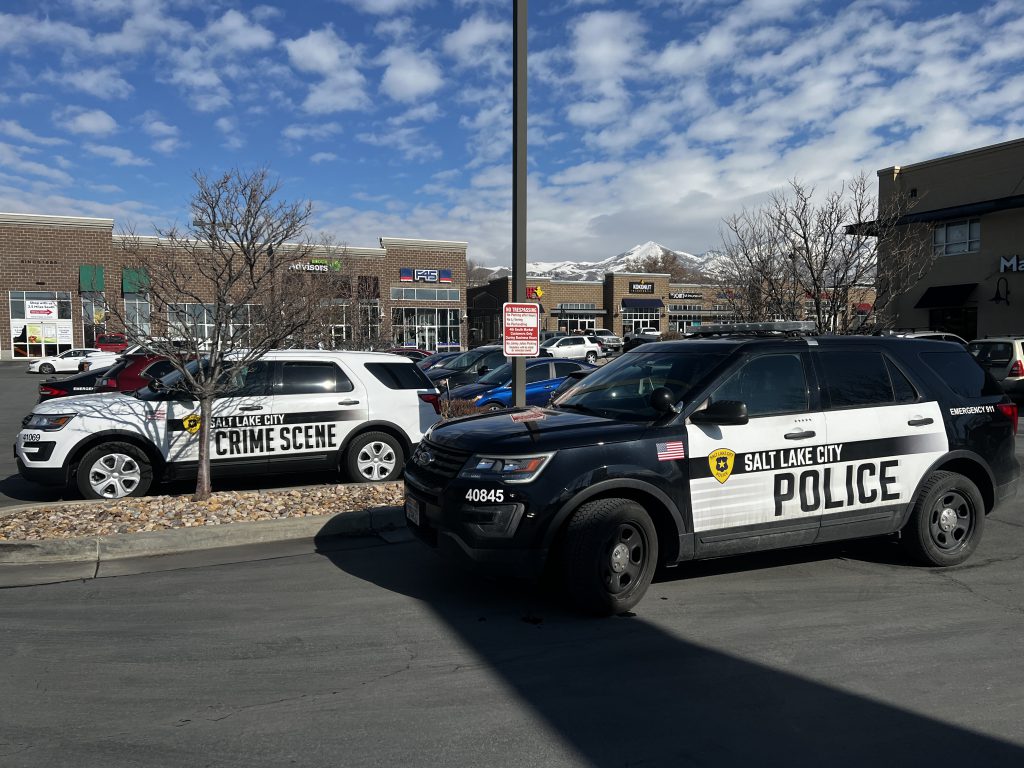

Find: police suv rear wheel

[562,498,658,616]
[346,431,404,483]
[903,470,985,567]
[76,442,153,500]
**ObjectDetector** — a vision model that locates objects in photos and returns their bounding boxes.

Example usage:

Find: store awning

[855,302,873,312]
[79,265,104,292]
[913,283,977,309]
[122,268,150,294]
[621,298,664,309]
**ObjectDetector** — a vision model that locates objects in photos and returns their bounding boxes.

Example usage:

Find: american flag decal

[656,441,685,461]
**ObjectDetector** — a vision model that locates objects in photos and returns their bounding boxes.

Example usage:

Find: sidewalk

[0,483,410,588]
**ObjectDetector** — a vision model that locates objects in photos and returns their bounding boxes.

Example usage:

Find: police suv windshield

[553,350,727,421]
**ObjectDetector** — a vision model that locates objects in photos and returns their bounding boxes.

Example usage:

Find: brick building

[878,137,1024,339]
[1,212,468,360]
[468,273,742,342]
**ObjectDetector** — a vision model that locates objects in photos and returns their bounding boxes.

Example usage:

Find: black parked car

[37,365,113,402]
[426,345,508,389]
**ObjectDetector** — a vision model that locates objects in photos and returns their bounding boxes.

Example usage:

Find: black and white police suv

[404,323,1020,615]
[15,350,442,499]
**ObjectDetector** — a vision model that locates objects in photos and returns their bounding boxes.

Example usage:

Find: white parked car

[78,350,123,371]
[538,335,603,363]
[27,348,103,374]
[16,350,442,499]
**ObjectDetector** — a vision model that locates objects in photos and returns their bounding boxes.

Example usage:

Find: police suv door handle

[784,429,816,440]
[238,405,263,412]
[338,399,360,406]
[907,417,934,426]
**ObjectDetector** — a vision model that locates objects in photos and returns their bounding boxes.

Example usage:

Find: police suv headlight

[24,413,77,431]
[459,453,554,484]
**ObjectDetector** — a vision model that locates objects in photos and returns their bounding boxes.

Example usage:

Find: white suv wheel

[347,431,404,483]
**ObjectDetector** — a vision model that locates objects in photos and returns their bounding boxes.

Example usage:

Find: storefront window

[621,310,660,335]
[392,307,461,350]
[124,293,151,337]
[9,290,73,358]
[933,218,980,256]
[81,291,106,347]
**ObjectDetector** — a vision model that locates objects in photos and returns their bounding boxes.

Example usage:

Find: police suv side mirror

[649,387,680,414]
[690,400,749,426]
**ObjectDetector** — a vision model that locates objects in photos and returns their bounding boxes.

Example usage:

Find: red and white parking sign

[502,302,540,357]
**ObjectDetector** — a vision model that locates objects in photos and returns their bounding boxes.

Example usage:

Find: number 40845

[465,488,505,503]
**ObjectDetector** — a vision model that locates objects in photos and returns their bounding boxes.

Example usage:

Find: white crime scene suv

[16,350,442,499]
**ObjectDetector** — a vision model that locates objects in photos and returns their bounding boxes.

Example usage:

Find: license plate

[405,498,420,526]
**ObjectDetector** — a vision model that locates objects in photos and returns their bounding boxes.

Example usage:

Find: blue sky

[1,0,1023,265]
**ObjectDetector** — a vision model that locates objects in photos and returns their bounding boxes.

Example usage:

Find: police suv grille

[410,440,470,480]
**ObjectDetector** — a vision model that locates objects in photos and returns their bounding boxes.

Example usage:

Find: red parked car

[95,353,178,393]
[95,332,129,352]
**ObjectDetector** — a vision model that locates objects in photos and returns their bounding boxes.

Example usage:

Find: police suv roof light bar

[691,321,817,336]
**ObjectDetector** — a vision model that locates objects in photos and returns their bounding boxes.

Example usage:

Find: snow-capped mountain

[473,241,708,283]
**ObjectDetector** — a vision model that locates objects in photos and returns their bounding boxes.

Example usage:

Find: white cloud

[379,47,444,102]
[442,14,508,73]
[43,66,133,99]
[0,120,68,146]
[214,116,245,150]
[357,127,441,161]
[0,142,73,185]
[59,108,118,136]
[283,27,370,113]
[205,10,275,51]
[83,143,150,166]
[339,0,427,15]
[283,123,343,141]
[310,152,338,164]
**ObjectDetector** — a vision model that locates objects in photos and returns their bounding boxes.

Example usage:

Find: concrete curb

[0,505,406,566]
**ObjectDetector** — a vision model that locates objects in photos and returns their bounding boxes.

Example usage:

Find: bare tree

[110,167,347,500]
[465,257,495,287]
[708,173,932,333]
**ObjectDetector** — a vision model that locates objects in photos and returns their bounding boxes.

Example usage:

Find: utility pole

[511,0,527,407]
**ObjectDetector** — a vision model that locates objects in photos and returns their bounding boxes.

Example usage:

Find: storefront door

[417,326,437,350]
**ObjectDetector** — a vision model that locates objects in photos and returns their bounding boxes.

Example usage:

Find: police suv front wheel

[76,442,153,500]
[562,498,659,616]
[346,431,404,483]
[902,470,985,567]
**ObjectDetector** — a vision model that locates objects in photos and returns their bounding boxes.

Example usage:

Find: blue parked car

[447,358,596,411]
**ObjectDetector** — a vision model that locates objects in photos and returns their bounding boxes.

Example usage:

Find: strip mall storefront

[879,137,1024,339]
[0,213,469,360]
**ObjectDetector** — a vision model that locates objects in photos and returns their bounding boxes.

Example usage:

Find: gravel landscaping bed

[0,482,404,542]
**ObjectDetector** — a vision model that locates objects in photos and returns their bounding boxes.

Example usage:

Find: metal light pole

[511,0,527,407]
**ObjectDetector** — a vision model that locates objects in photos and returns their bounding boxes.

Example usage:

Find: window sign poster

[57,324,73,344]
[26,299,59,318]
[26,323,43,344]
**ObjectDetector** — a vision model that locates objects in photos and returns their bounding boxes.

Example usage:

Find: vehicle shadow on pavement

[318,536,1024,767]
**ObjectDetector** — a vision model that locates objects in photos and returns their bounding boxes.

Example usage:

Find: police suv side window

[885,358,918,403]
[280,362,352,395]
[819,350,896,408]
[711,353,808,417]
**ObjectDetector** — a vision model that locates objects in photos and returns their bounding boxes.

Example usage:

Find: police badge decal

[708,448,735,483]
